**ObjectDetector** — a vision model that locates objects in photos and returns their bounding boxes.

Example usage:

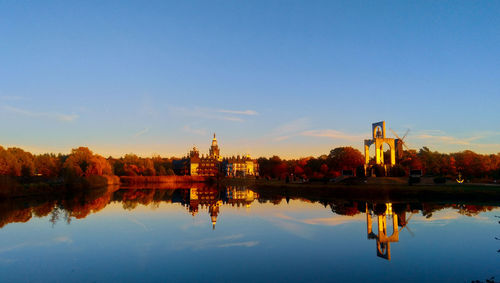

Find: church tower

[209,133,220,160]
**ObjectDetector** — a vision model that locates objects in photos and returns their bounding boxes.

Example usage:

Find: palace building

[173,134,259,177]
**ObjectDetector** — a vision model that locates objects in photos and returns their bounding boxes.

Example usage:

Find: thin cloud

[2,105,78,122]
[274,212,362,226]
[301,217,363,226]
[128,217,150,231]
[134,127,150,138]
[275,118,309,134]
[0,237,72,254]
[414,134,471,146]
[411,130,497,147]
[0,95,26,101]
[174,234,246,251]
[267,216,314,239]
[219,116,244,122]
[168,106,245,122]
[271,117,310,142]
[417,129,447,135]
[53,236,73,244]
[300,129,363,141]
[217,109,258,116]
[183,125,207,136]
[273,135,292,142]
[217,241,259,248]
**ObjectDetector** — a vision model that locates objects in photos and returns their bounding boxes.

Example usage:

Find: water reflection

[0,185,498,262]
[366,203,400,260]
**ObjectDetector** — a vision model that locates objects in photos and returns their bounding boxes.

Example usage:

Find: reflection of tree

[0,207,32,228]
[49,208,61,227]
[329,201,360,216]
[0,185,498,232]
[32,202,56,218]
[118,190,156,210]
[471,276,496,283]
[456,205,494,216]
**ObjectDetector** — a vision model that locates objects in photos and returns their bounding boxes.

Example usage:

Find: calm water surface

[0,186,498,282]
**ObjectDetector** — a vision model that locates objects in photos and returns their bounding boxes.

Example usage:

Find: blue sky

[1,1,499,158]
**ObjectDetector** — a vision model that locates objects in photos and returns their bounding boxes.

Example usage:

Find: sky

[1,0,499,158]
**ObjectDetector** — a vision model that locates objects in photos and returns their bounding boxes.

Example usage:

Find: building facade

[189,134,221,177]
[174,134,259,177]
[221,155,259,177]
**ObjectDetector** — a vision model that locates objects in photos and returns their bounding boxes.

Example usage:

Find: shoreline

[1,175,499,200]
[0,175,120,198]
[250,178,500,205]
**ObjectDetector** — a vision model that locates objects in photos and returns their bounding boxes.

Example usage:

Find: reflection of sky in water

[0,197,498,282]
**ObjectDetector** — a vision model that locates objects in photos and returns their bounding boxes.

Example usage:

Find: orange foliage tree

[63,147,112,177]
[327,147,364,172]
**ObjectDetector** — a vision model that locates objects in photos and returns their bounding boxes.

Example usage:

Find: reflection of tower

[189,187,222,230]
[209,201,222,230]
[366,203,400,260]
[209,133,220,160]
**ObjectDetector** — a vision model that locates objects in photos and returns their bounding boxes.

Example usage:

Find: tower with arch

[364,121,396,169]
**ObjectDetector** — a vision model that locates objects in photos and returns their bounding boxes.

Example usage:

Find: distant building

[173,133,259,177]
[221,155,259,177]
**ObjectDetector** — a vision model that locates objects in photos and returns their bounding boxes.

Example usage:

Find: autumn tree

[63,147,112,177]
[399,150,422,171]
[327,147,364,172]
[0,146,14,175]
[452,150,486,178]
[111,154,157,176]
[35,154,61,177]
[418,147,443,175]
[152,155,173,176]
[0,147,36,177]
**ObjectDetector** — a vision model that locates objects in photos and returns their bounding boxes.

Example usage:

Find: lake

[0,185,498,282]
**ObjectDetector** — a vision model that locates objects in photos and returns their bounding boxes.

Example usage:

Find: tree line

[0,146,176,179]
[257,146,500,180]
[0,145,499,181]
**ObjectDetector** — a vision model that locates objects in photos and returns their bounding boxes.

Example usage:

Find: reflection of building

[182,187,259,229]
[209,201,220,230]
[185,187,221,229]
[174,134,259,177]
[226,187,258,207]
[188,188,200,216]
[366,203,400,260]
